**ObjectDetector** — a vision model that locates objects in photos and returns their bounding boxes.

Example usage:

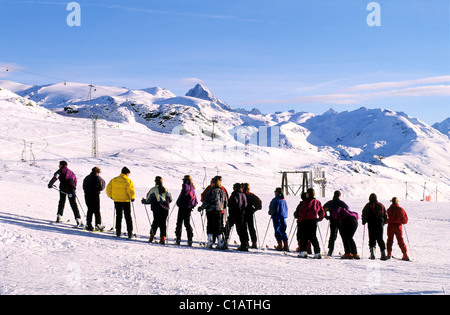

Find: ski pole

[75,194,87,218]
[404,224,412,259]
[52,186,72,198]
[166,203,177,235]
[199,210,207,247]
[131,201,139,238]
[143,204,152,226]
[111,202,116,232]
[317,220,325,255]
[288,222,298,250]
[191,214,201,245]
[143,204,156,241]
[261,217,272,250]
[287,217,296,246]
[324,220,330,252]
[225,225,234,248]
[253,214,260,249]
[52,186,86,218]
[362,225,366,259]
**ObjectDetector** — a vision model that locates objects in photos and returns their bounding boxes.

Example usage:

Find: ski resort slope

[1,186,449,295]
[0,85,449,295]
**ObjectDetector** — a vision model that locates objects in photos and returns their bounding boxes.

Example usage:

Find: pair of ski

[51,220,110,234]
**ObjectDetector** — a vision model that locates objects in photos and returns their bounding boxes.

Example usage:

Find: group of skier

[48,161,410,260]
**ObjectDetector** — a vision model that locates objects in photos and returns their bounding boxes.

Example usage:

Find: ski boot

[206,234,214,249]
[283,240,290,252]
[380,249,388,261]
[370,247,376,260]
[274,241,283,251]
[76,218,84,228]
[341,253,353,259]
[217,235,225,250]
[298,251,308,258]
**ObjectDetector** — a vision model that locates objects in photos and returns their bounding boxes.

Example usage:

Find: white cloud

[345,76,450,92]
[370,85,450,98]
[177,77,205,86]
[244,76,450,106]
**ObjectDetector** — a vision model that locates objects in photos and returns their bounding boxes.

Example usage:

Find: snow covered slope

[1,79,450,200]
[433,118,450,138]
[1,86,449,295]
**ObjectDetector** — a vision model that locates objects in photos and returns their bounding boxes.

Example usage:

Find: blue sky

[0,0,449,124]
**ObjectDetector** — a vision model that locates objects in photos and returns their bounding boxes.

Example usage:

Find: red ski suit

[386,203,408,255]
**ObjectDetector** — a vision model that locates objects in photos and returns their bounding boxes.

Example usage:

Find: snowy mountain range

[1,79,449,200]
[1,79,449,150]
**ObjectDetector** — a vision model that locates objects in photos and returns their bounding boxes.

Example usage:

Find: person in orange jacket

[386,197,409,261]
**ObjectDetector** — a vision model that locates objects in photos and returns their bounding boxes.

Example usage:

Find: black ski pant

[233,212,249,246]
[58,186,81,220]
[367,219,386,250]
[175,207,193,242]
[298,219,321,254]
[85,193,102,227]
[339,216,358,255]
[245,211,258,244]
[115,202,133,236]
[206,211,223,238]
[224,215,236,241]
[327,218,339,253]
[151,209,168,238]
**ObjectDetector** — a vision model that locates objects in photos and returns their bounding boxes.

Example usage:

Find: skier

[106,167,135,238]
[48,161,82,226]
[294,192,312,253]
[174,175,198,246]
[325,191,360,259]
[386,197,409,261]
[228,183,249,251]
[202,176,229,245]
[362,193,388,260]
[323,191,341,256]
[143,176,173,245]
[201,176,228,249]
[268,187,289,251]
[242,183,262,249]
[297,188,325,259]
[82,166,106,231]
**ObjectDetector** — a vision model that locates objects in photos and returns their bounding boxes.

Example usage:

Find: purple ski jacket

[176,183,198,209]
[49,166,77,189]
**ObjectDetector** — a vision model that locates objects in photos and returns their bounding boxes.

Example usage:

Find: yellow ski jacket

[106,173,135,202]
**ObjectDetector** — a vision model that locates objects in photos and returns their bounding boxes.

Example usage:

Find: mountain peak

[185,84,230,109]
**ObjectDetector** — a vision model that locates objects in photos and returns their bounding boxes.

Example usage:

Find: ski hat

[391,197,399,204]
[121,167,131,175]
[92,167,101,174]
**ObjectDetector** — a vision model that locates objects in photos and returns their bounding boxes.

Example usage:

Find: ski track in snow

[1,181,449,295]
